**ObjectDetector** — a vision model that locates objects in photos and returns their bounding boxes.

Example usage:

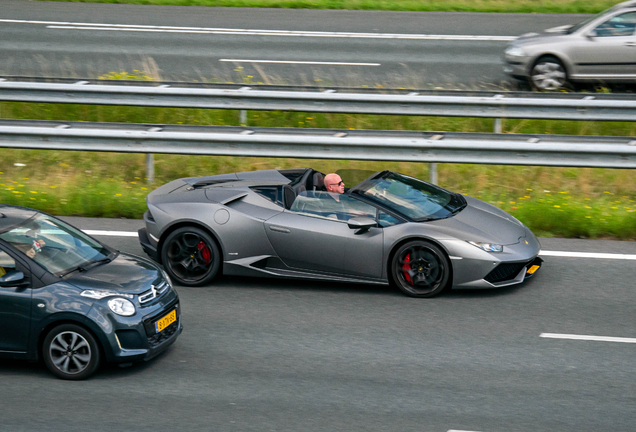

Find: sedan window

[594,12,636,37]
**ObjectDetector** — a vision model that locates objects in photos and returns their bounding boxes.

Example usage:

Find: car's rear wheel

[530,56,568,91]
[161,227,220,286]
[391,240,450,298]
[43,324,101,380]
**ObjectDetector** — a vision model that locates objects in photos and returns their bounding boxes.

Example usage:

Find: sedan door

[0,247,33,353]
[569,12,636,79]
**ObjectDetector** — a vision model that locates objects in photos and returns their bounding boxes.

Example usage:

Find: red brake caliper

[197,241,211,263]
[402,253,413,284]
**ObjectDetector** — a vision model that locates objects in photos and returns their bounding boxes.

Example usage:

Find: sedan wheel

[43,324,101,380]
[391,240,450,298]
[531,56,567,91]
[161,227,220,286]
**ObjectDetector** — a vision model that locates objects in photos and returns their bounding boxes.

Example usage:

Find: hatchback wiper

[59,257,113,278]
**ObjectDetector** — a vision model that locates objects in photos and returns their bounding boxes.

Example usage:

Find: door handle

[624,41,636,47]
[269,226,291,233]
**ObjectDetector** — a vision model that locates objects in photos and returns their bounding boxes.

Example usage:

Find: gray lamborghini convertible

[138,168,542,297]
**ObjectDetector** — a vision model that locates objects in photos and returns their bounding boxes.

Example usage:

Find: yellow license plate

[526,265,540,275]
[155,309,177,333]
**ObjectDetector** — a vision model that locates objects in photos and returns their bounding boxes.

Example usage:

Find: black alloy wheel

[391,240,450,298]
[161,227,220,286]
[43,324,101,380]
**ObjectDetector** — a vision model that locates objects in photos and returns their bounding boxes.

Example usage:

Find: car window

[594,12,636,37]
[0,250,16,277]
[290,191,376,222]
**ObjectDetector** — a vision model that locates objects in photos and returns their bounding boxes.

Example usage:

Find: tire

[390,240,450,298]
[530,56,568,91]
[43,324,101,380]
[161,226,221,286]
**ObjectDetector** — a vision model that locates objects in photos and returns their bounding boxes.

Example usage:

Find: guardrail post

[145,154,155,184]
[429,163,437,185]
[494,118,502,133]
[240,110,247,126]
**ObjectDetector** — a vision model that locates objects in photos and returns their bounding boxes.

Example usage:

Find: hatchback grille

[139,280,170,304]
[485,260,533,284]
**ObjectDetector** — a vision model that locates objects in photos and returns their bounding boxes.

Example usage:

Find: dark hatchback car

[0,205,182,380]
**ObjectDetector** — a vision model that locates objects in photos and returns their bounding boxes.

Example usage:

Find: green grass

[37,0,619,14]
[1,97,635,239]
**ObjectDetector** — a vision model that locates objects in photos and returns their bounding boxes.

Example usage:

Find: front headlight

[108,298,136,316]
[467,241,503,253]
[161,269,173,288]
[505,46,526,57]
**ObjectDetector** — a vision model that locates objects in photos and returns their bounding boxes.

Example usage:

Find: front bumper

[139,227,159,262]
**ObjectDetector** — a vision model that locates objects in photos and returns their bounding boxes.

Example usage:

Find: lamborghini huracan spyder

[138,168,542,298]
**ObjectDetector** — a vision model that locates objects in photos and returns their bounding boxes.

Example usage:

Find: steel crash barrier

[1,78,636,122]
[0,78,635,183]
[1,119,635,168]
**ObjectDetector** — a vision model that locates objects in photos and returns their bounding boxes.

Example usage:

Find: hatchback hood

[65,252,161,294]
[429,196,526,245]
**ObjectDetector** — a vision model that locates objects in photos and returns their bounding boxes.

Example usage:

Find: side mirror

[586,30,597,38]
[347,217,377,234]
[0,270,28,287]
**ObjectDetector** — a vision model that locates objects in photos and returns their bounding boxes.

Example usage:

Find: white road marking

[448,430,483,432]
[79,230,636,261]
[84,230,138,237]
[539,250,636,260]
[220,59,380,66]
[0,18,516,41]
[540,333,636,344]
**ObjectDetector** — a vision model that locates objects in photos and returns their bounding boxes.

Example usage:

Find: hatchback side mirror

[0,270,28,287]
[347,217,377,234]
[586,30,597,39]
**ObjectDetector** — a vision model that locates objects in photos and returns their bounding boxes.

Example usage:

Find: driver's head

[324,173,345,194]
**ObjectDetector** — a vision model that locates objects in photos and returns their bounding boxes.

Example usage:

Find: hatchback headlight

[505,46,526,57]
[467,241,503,253]
[108,298,136,316]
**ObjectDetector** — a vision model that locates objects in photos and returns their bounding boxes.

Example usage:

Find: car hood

[515,25,573,43]
[65,252,161,294]
[428,196,526,245]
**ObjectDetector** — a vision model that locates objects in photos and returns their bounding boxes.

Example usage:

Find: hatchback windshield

[0,214,112,275]
[352,171,466,221]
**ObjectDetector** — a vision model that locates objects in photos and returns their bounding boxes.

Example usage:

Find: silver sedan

[504,0,636,90]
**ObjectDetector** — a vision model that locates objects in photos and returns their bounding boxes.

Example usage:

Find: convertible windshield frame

[350,171,466,222]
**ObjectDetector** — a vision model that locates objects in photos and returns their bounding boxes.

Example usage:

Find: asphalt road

[1,0,591,88]
[1,216,635,432]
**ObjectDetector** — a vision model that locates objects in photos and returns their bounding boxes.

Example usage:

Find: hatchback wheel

[43,324,101,380]
[391,240,450,298]
[161,227,220,286]
[531,56,568,91]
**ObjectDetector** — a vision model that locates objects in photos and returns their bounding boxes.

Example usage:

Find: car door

[0,247,33,353]
[569,11,636,79]
[264,193,384,279]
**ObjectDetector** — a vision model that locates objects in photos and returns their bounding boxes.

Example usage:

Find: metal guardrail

[1,79,636,121]
[1,120,635,169]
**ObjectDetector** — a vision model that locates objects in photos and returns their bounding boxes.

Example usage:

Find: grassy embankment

[1,71,635,239]
[38,0,618,14]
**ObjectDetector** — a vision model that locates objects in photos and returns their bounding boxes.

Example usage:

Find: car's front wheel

[43,324,101,380]
[391,240,450,298]
[161,226,221,286]
[530,56,568,91]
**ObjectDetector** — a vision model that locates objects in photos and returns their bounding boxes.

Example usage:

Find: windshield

[0,214,113,276]
[351,171,466,221]
[566,6,616,34]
